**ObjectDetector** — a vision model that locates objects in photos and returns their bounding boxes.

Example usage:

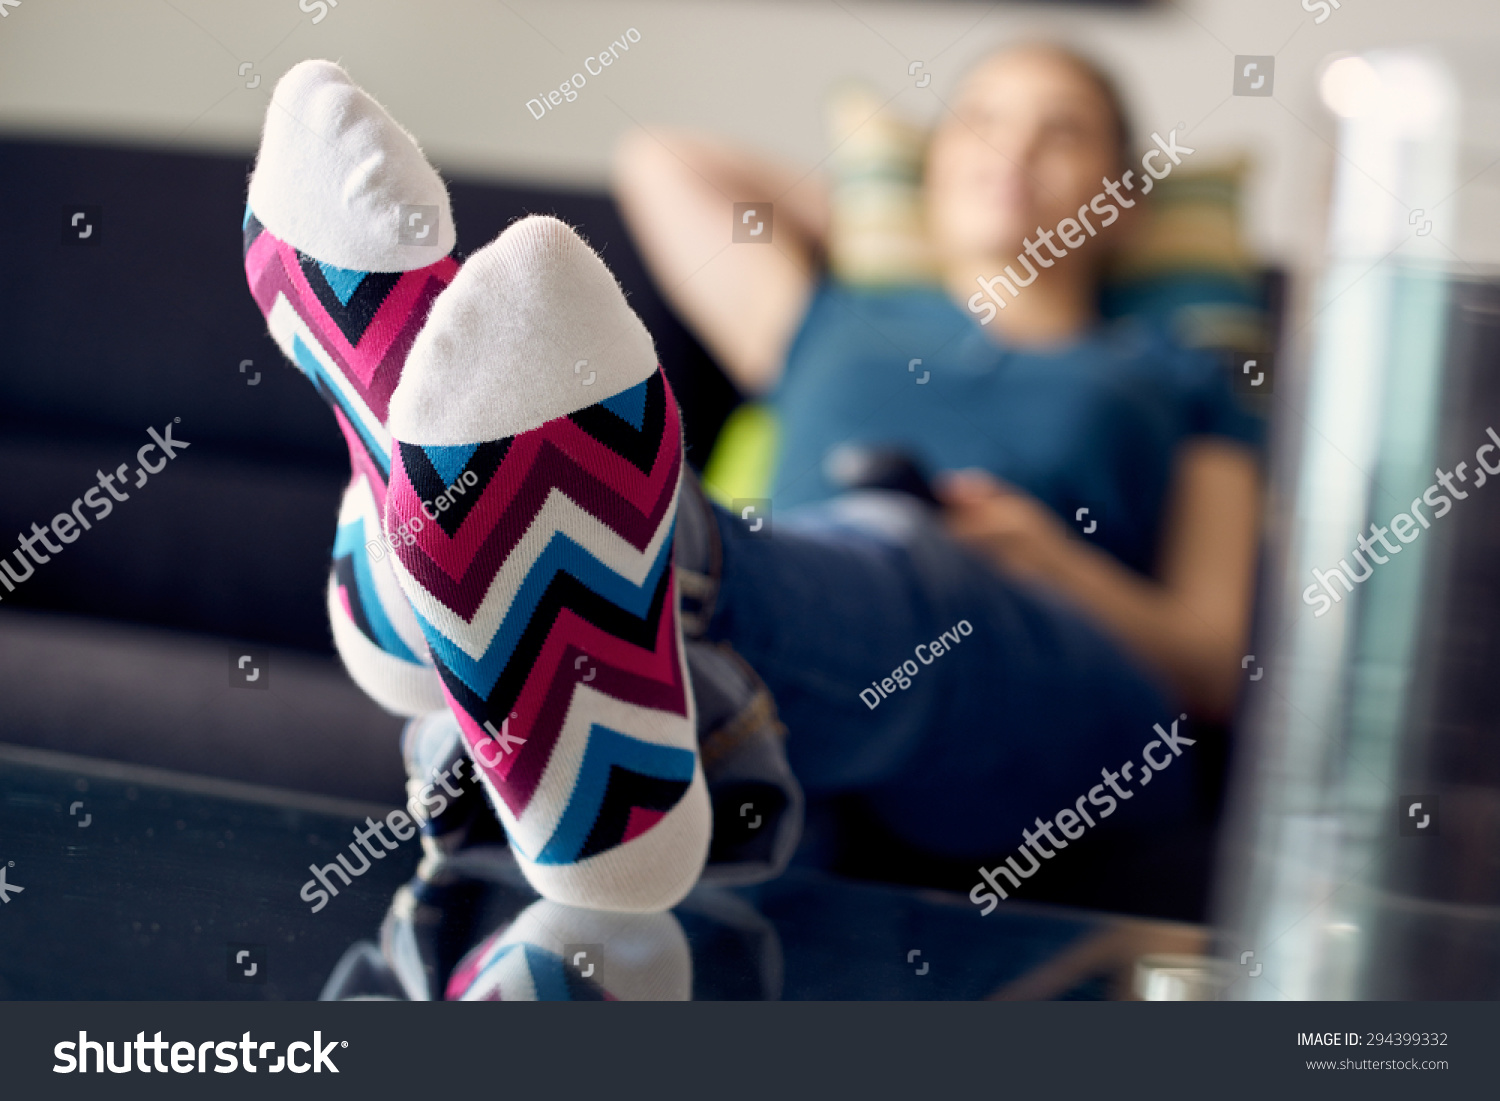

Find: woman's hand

[935,469,1076,584]
[936,444,1262,722]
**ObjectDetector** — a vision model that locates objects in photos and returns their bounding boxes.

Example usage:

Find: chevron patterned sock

[242,59,457,717]
[384,215,711,912]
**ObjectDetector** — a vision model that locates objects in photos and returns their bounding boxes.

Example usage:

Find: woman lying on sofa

[613,43,1263,861]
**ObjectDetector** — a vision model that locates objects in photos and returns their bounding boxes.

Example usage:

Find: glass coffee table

[0,743,1204,1001]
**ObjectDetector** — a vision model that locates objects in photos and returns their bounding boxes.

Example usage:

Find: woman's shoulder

[784,279,966,371]
[1097,317,1266,448]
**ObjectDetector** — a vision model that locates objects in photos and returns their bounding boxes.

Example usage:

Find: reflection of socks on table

[384,215,711,912]
[242,59,457,717]
[446,899,691,1001]
[321,854,781,1001]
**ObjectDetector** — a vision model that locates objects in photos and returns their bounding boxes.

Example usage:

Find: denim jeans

[703,493,1194,859]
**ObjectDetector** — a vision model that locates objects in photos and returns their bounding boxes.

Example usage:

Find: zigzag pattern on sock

[386,369,694,866]
[243,208,456,712]
[244,208,458,480]
[330,476,428,664]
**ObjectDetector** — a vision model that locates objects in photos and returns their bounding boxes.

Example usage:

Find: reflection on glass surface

[2,744,1206,1001]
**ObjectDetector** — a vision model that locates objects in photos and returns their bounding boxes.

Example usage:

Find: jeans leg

[704,493,1191,859]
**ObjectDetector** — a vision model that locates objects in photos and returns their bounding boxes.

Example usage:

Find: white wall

[2,0,1498,270]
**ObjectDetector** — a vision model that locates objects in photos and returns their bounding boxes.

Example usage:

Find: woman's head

[926,44,1133,267]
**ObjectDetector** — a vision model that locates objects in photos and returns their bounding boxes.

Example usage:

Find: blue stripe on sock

[414,532,673,701]
[291,334,390,478]
[423,443,480,486]
[534,723,695,865]
[599,378,649,430]
[317,260,370,305]
[333,518,420,663]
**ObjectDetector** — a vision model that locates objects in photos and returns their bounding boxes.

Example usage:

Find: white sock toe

[247,58,455,271]
[389,215,658,446]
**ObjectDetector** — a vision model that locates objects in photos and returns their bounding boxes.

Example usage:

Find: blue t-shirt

[770,282,1263,575]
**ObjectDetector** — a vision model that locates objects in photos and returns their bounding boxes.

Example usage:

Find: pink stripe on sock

[385,371,683,609]
[445,945,489,1000]
[333,408,390,505]
[542,414,681,505]
[388,435,679,617]
[494,589,686,813]
[247,231,455,423]
[400,432,676,563]
[620,806,666,844]
[363,273,448,413]
[270,237,455,384]
[247,252,372,410]
[244,230,283,308]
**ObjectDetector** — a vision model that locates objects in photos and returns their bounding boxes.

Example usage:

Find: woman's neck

[943,254,1099,348]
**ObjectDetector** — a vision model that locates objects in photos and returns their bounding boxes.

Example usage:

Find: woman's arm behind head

[613,129,825,395]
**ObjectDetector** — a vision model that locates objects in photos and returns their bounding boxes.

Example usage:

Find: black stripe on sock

[297,252,403,347]
[433,562,671,728]
[398,440,512,537]
[567,372,668,475]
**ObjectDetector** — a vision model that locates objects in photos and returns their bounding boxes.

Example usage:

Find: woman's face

[926,49,1124,264]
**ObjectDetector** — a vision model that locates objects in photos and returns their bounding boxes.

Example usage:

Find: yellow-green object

[701,402,780,505]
